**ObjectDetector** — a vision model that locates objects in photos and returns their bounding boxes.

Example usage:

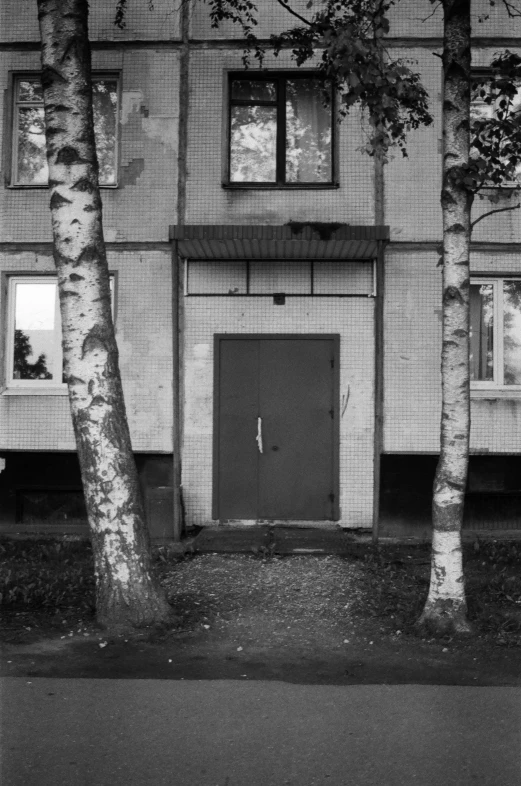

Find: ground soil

[2,544,521,685]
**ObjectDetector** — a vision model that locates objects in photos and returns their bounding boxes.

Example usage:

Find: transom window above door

[227,73,335,187]
[185,260,374,296]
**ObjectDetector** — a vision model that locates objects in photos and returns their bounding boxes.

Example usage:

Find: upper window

[470,277,521,388]
[471,75,521,186]
[227,73,334,187]
[5,276,114,392]
[11,74,119,187]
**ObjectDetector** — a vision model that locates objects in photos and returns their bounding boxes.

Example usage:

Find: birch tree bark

[37,0,172,630]
[418,0,474,635]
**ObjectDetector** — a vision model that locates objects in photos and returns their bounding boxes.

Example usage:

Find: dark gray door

[215,337,338,520]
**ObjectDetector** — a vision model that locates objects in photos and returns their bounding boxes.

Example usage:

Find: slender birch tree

[36,0,172,630]
[418,0,474,634]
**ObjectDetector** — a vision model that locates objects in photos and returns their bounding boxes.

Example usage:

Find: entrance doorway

[213,335,339,521]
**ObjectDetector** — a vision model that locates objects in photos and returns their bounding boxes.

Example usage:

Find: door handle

[256,416,263,454]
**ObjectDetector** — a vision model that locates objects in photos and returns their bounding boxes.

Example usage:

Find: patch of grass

[355,540,521,643]
[0,539,95,613]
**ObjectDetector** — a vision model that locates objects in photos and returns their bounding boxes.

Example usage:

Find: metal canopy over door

[214,335,339,521]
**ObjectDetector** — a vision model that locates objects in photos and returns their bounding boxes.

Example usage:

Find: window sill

[2,387,68,396]
[222,182,340,191]
[471,388,521,400]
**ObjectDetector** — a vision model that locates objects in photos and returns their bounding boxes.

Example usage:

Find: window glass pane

[470,283,494,381]
[285,79,332,183]
[13,283,56,381]
[18,79,43,103]
[93,79,118,185]
[314,262,372,295]
[503,280,521,385]
[231,80,277,102]
[471,79,521,183]
[17,106,48,184]
[249,261,311,294]
[187,261,247,294]
[230,105,277,182]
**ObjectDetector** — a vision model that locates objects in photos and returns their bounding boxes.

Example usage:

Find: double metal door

[214,336,338,520]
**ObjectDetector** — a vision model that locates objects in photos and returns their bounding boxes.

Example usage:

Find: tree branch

[422,1,442,22]
[501,0,521,17]
[274,0,312,26]
[471,202,521,229]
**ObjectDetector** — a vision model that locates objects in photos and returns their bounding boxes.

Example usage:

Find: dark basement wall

[380,454,521,538]
[0,452,174,540]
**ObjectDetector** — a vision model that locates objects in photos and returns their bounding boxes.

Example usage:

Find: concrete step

[193,526,358,555]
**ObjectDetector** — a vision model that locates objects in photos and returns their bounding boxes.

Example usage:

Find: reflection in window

[470,278,521,388]
[470,283,494,381]
[229,74,333,185]
[13,76,119,186]
[7,277,115,389]
[286,79,332,183]
[503,280,521,384]
[471,76,521,185]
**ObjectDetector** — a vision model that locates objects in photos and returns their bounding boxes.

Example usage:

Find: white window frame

[11,72,120,188]
[471,276,521,394]
[4,275,115,395]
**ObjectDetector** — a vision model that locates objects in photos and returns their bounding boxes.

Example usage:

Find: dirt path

[2,553,521,684]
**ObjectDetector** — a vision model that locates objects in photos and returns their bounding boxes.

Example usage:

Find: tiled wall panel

[183,291,375,528]
[384,248,521,453]
[0,250,173,452]
[0,49,179,242]
[0,0,180,42]
[185,49,375,226]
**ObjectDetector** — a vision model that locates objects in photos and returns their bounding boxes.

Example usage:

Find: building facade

[1,0,521,538]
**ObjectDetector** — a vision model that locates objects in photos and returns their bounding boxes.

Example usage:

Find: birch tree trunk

[37,0,172,630]
[418,0,473,635]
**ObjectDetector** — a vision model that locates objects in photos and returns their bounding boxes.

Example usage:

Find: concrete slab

[193,526,356,555]
[273,526,353,554]
[194,526,271,553]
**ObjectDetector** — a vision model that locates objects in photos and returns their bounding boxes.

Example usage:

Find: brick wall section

[0,250,173,452]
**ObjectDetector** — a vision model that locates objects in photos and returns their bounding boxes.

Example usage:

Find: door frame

[212,334,340,520]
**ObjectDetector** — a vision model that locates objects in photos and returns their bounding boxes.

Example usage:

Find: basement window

[4,276,115,394]
[10,73,120,187]
[226,73,335,187]
[470,277,521,390]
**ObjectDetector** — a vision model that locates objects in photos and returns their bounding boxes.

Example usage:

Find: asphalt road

[2,679,521,785]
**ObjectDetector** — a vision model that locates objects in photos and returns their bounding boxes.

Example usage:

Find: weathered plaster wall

[0,49,180,242]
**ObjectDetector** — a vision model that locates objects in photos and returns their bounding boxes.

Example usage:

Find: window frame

[470,275,521,393]
[8,71,121,189]
[224,71,338,190]
[3,274,115,395]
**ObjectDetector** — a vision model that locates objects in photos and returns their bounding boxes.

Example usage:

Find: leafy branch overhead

[202,0,433,157]
[192,0,521,180]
